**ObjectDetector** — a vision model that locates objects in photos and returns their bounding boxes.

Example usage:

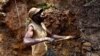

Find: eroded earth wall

[0,0,100,56]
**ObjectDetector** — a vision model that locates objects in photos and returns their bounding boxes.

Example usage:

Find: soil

[0,0,100,56]
[43,9,81,56]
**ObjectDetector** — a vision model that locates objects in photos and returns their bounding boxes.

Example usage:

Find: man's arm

[51,35,76,42]
[23,24,76,45]
[24,37,48,45]
[23,35,54,45]
[23,26,54,45]
[23,31,75,45]
[52,35,75,39]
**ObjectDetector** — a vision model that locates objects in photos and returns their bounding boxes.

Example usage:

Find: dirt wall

[0,0,100,56]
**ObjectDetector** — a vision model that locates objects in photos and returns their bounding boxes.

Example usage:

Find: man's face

[31,13,44,25]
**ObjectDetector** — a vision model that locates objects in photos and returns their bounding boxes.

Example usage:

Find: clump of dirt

[44,10,80,36]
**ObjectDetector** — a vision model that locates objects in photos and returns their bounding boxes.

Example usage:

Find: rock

[0,0,9,10]
[82,42,92,51]
[0,34,4,43]
[0,0,9,5]
[86,52,99,56]
[0,12,6,16]
[83,42,92,47]
[0,47,4,55]
[13,51,18,55]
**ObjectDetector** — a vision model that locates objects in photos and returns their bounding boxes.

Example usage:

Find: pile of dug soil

[43,9,81,56]
[43,10,80,36]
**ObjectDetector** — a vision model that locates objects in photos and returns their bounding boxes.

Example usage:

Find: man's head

[28,7,44,25]
[28,8,43,18]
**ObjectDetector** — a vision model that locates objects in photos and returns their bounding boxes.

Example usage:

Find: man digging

[23,7,75,56]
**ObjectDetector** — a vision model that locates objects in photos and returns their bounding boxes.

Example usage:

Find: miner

[23,7,75,56]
